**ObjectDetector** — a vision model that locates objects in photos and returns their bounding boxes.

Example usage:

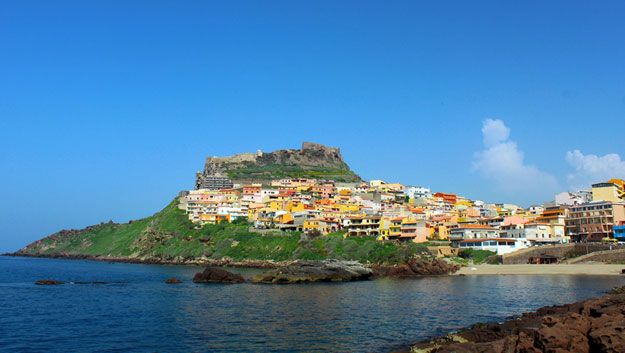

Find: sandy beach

[456,264,625,276]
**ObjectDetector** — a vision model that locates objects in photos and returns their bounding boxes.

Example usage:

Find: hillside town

[178,174,625,256]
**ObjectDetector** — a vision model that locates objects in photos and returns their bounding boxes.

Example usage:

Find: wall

[501,243,624,264]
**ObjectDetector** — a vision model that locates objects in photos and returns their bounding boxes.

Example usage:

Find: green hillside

[19,199,431,264]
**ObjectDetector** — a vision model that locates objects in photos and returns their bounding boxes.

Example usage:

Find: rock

[196,142,361,186]
[370,259,459,278]
[536,313,591,353]
[35,280,64,285]
[252,260,372,284]
[192,267,245,284]
[408,285,625,353]
[165,277,182,284]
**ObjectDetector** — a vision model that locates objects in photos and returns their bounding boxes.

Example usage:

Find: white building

[457,238,527,255]
[555,190,592,206]
[405,186,432,199]
[450,225,499,242]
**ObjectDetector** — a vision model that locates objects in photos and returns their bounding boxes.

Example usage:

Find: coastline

[2,253,459,278]
[404,285,625,353]
[456,264,625,276]
[2,252,288,268]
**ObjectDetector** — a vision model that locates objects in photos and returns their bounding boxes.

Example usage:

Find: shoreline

[404,285,625,353]
[456,264,625,276]
[1,253,459,278]
[2,252,289,268]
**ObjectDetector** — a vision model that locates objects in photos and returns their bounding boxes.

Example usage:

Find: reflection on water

[1,256,623,352]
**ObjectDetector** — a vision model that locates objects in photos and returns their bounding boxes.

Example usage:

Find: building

[457,238,526,255]
[399,219,428,243]
[555,190,592,206]
[450,225,499,248]
[614,223,625,242]
[405,186,432,199]
[344,216,381,237]
[591,182,624,203]
[433,192,457,205]
[195,173,234,190]
[566,202,625,242]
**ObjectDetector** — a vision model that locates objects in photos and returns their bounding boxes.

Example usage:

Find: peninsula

[13,142,625,271]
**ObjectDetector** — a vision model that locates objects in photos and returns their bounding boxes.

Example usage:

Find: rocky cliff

[196,142,362,186]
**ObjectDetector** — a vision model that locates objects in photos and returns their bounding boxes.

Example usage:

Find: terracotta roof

[454,224,497,230]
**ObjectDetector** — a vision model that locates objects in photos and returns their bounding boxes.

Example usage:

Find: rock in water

[192,267,245,284]
[252,260,373,284]
[370,259,459,278]
[165,277,182,284]
[35,280,64,285]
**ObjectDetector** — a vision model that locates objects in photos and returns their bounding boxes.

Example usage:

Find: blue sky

[1,1,625,252]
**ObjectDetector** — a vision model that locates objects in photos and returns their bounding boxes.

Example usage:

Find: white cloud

[473,119,559,203]
[481,118,510,147]
[565,150,625,190]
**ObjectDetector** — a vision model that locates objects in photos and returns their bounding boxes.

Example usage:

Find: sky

[1,1,625,252]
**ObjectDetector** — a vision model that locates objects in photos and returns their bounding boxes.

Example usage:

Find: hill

[16,199,430,264]
[196,142,362,186]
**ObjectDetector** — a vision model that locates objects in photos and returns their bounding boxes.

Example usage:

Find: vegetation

[225,164,361,182]
[458,249,499,264]
[22,199,431,264]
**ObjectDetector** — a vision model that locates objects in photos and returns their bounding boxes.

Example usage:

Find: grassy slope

[20,199,431,264]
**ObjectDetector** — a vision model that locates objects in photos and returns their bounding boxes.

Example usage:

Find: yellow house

[275,212,294,224]
[378,217,391,240]
[286,200,305,213]
[334,203,360,213]
[303,219,320,232]
[199,214,230,225]
[389,217,402,239]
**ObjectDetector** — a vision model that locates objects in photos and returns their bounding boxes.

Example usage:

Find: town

[178,172,625,256]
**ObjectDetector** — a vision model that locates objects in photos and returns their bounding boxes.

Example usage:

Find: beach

[457,263,625,276]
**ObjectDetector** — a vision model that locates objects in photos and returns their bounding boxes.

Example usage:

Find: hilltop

[196,142,362,186]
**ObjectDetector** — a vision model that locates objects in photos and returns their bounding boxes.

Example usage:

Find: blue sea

[1,256,623,352]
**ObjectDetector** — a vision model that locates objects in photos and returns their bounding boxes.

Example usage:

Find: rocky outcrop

[409,286,625,353]
[35,280,64,285]
[192,267,245,284]
[370,259,459,278]
[196,142,362,185]
[251,260,373,284]
[165,277,182,284]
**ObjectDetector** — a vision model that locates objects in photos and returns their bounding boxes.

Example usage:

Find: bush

[459,249,497,264]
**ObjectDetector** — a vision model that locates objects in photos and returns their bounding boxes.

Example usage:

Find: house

[433,192,457,205]
[344,215,381,237]
[450,224,499,248]
[457,238,527,255]
[555,191,592,206]
[399,219,428,243]
[405,186,431,199]
[450,224,499,240]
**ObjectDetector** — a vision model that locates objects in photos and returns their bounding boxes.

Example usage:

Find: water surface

[1,256,623,352]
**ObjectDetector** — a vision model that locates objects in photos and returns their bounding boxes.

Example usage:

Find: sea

[1,256,623,352]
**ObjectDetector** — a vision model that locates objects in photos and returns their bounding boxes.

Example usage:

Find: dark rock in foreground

[370,259,459,278]
[35,280,64,285]
[193,267,245,284]
[252,260,373,284]
[409,286,625,353]
[165,277,182,284]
